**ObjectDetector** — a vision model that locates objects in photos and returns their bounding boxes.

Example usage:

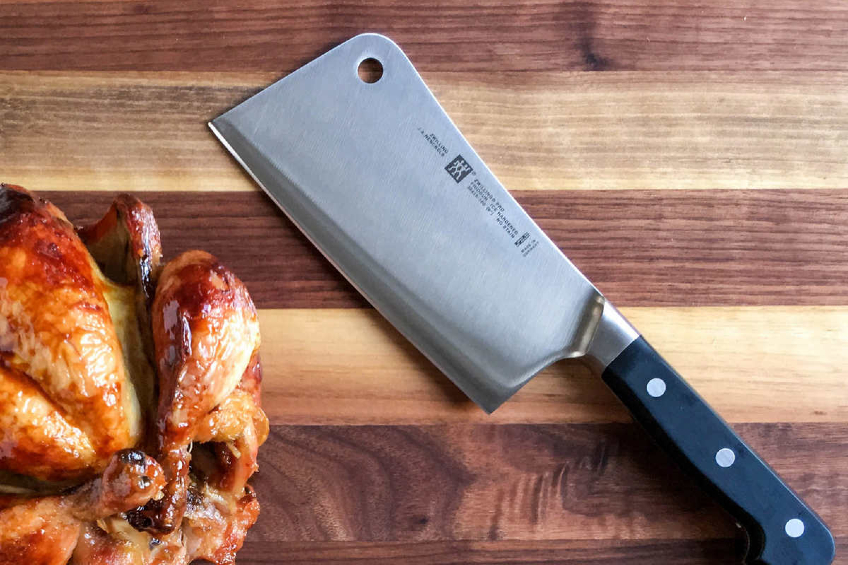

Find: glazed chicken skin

[0,184,267,564]
[0,187,150,482]
[0,450,165,565]
[130,250,265,535]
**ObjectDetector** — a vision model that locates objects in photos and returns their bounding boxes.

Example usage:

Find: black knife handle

[602,337,835,565]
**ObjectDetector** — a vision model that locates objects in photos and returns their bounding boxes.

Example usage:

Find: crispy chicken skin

[130,250,262,534]
[77,194,162,310]
[78,194,162,374]
[0,185,145,482]
[76,193,164,448]
[194,356,269,496]
[182,484,261,564]
[71,522,147,565]
[0,449,165,565]
[0,185,267,564]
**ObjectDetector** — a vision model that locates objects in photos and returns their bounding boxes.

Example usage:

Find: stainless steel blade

[210,33,610,412]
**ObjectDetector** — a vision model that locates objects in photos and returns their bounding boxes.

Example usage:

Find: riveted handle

[602,337,835,565]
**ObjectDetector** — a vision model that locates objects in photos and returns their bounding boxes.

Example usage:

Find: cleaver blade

[210,34,833,565]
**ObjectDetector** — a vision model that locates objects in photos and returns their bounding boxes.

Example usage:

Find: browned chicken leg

[131,250,261,534]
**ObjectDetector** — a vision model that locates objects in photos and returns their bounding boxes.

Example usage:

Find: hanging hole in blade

[357,57,383,83]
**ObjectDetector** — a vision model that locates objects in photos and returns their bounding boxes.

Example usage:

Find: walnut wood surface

[244,424,846,555]
[1,1,847,72]
[2,71,846,191]
[237,540,744,565]
[1,3,846,563]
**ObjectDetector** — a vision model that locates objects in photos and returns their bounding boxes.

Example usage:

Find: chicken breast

[0,185,149,482]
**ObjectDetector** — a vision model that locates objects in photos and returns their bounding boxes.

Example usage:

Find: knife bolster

[585,301,639,372]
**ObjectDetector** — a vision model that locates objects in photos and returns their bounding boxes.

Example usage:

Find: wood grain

[2,71,847,192]
[236,539,744,565]
[1,1,847,72]
[244,423,846,544]
[37,189,848,308]
[254,307,848,425]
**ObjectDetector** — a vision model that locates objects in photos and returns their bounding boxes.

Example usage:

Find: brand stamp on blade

[418,128,448,157]
[445,154,474,183]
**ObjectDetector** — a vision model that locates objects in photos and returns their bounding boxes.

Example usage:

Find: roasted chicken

[0,184,268,564]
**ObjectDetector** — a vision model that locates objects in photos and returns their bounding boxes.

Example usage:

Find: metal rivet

[646,378,666,398]
[715,448,735,468]
[785,518,805,538]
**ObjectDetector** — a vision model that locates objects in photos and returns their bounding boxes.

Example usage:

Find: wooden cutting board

[1,2,846,563]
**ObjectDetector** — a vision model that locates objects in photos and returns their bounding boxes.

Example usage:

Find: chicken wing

[0,449,165,565]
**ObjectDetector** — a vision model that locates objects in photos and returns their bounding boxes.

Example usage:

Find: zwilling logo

[445,155,474,183]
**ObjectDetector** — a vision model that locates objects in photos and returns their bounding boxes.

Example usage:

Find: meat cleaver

[210,34,834,564]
